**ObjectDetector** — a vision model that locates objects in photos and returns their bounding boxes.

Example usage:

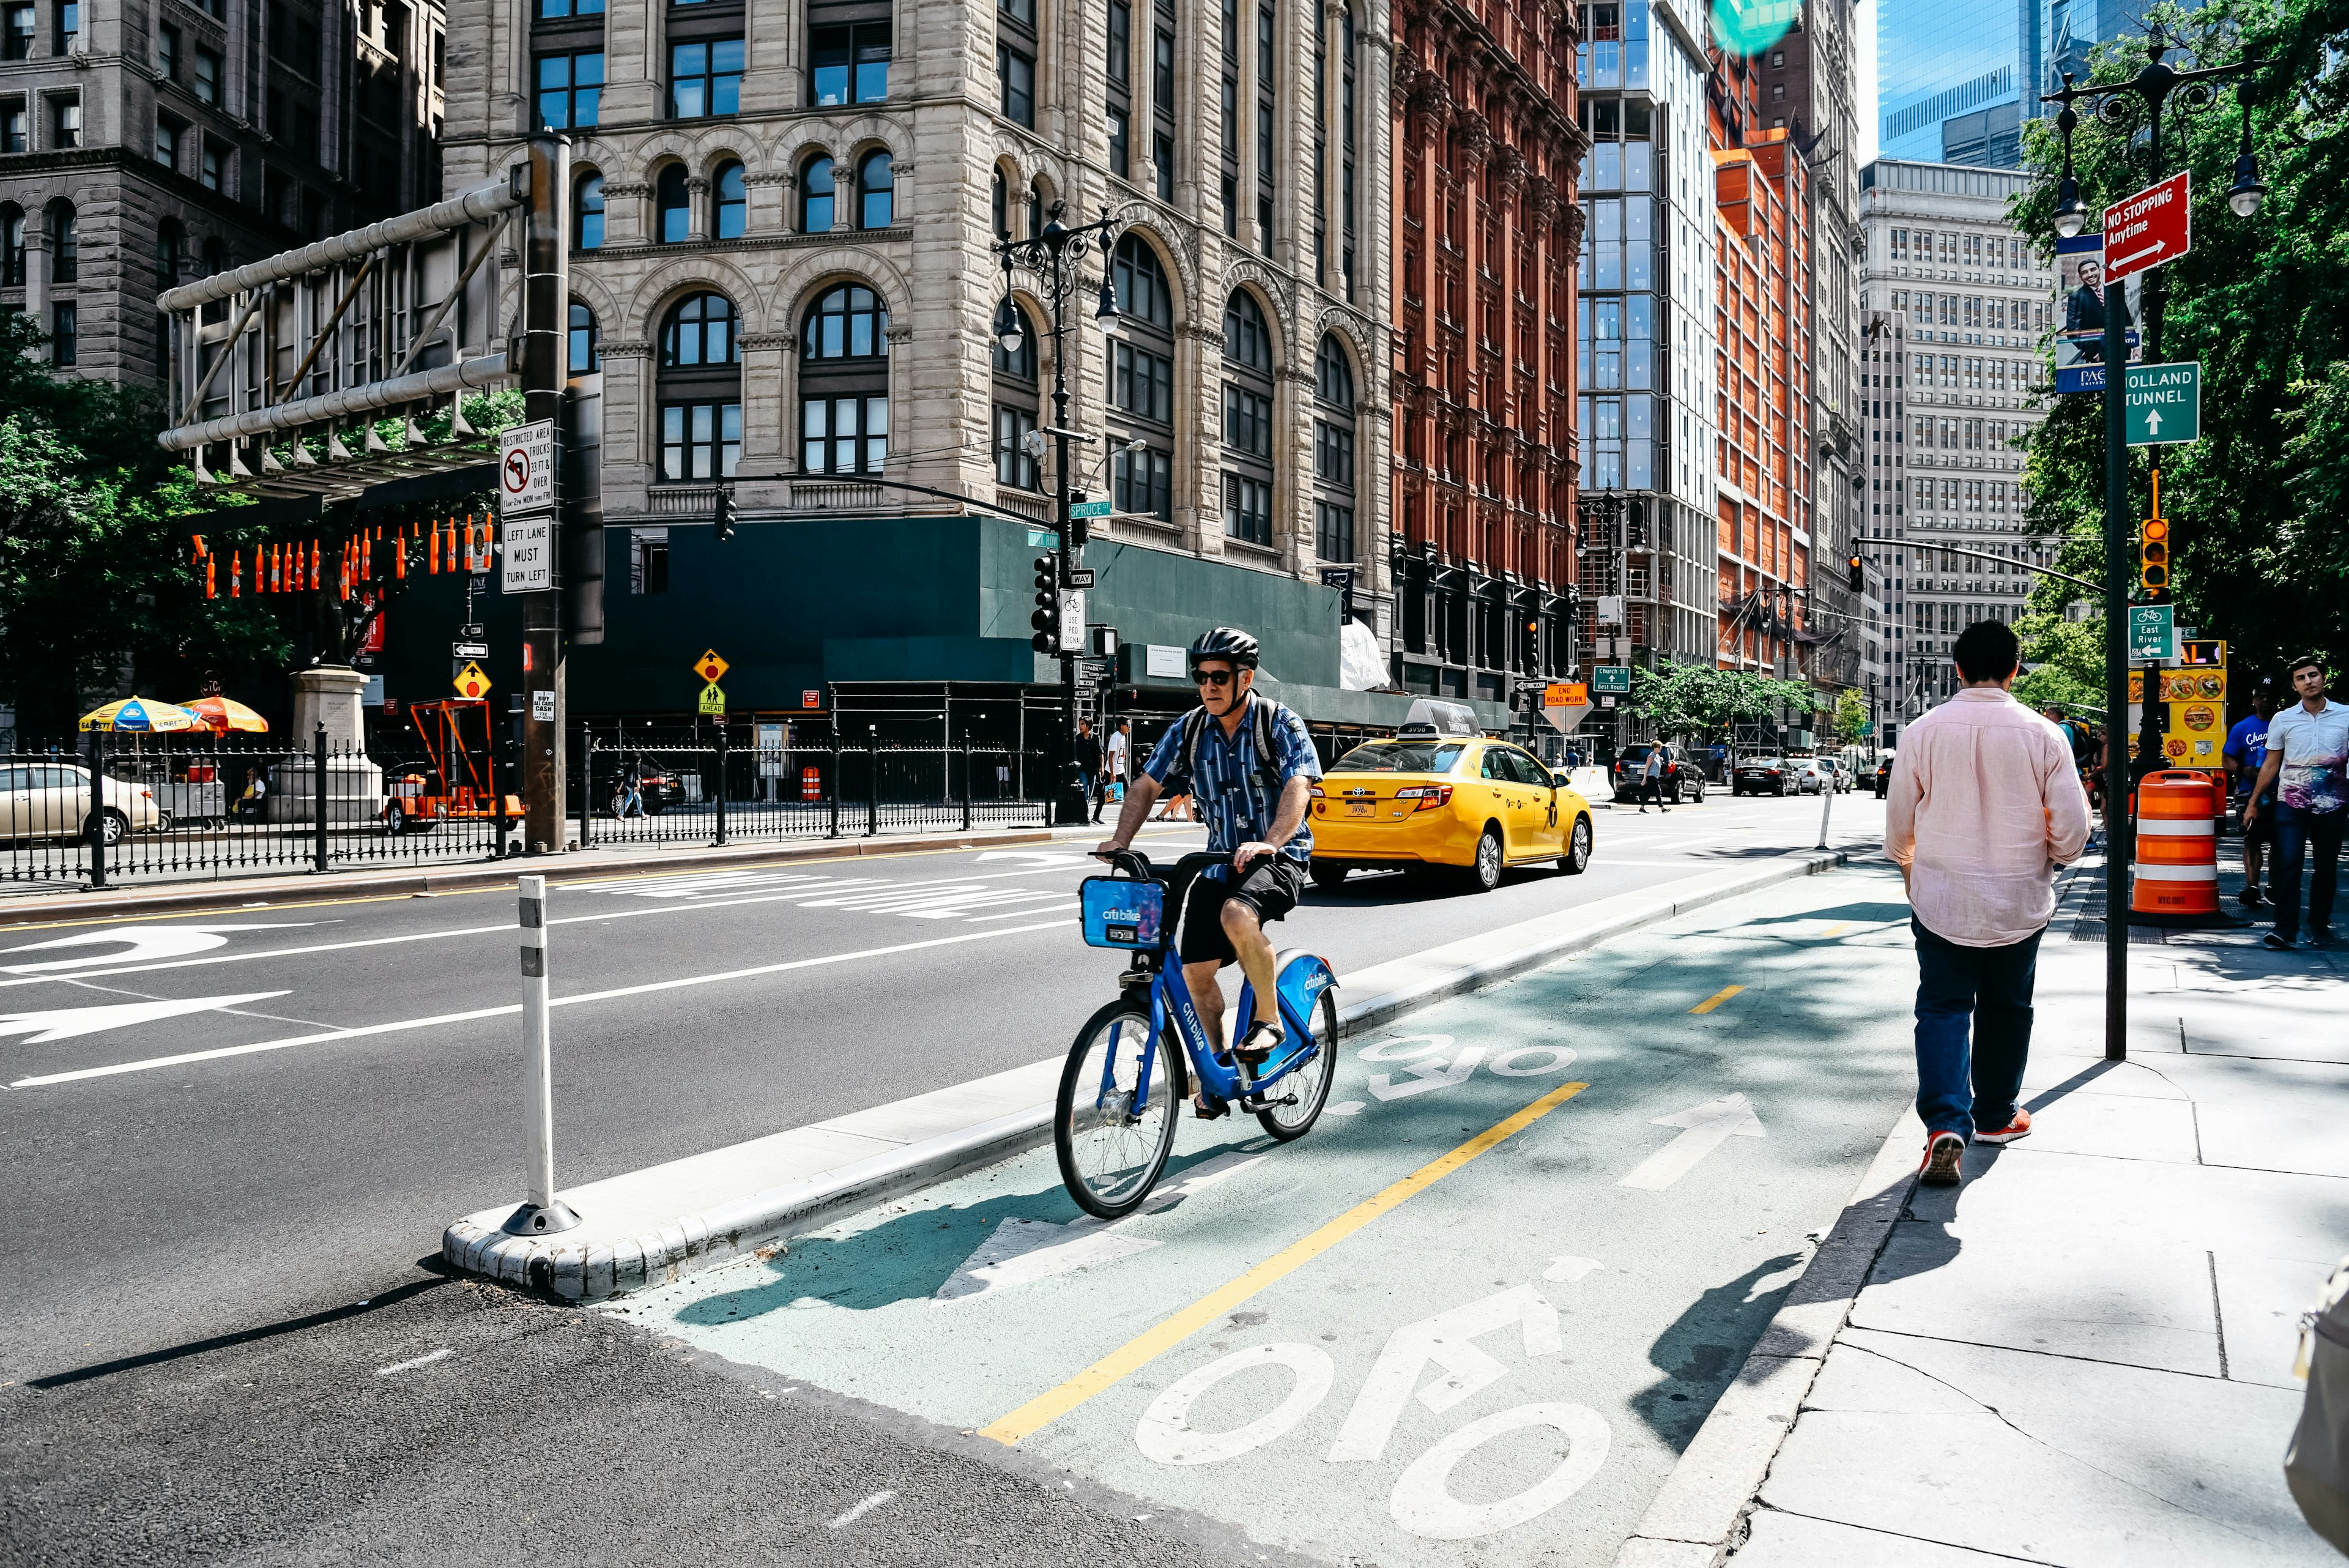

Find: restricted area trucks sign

[499,418,557,593]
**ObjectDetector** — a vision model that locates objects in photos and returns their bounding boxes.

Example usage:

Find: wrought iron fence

[3,728,1053,893]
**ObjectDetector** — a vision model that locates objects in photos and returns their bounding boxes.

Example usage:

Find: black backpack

[1174,697,1291,798]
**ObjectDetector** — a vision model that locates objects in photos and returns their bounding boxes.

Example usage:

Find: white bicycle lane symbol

[1131,1031,1609,1544]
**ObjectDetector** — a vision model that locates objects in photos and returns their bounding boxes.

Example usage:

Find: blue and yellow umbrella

[79,697,204,733]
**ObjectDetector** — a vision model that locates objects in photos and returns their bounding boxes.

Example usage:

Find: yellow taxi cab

[1308,702,1594,893]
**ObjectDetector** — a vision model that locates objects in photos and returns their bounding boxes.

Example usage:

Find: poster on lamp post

[2053,233,2143,394]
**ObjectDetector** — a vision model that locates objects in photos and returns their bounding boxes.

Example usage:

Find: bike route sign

[2129,604,2176,661]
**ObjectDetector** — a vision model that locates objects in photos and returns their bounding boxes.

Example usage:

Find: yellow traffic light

[2140,518,2170,600]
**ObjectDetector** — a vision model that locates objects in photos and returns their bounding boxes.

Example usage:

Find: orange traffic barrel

[801,767,822,802]
[2131,770,2219,916]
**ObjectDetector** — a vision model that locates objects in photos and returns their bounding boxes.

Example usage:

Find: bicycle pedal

[1192,1098,1231,1121]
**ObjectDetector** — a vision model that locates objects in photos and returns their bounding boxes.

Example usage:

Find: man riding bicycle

[1094,627,1323,1115]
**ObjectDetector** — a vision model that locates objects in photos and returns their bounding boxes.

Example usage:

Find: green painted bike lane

[607,863,1923,1566]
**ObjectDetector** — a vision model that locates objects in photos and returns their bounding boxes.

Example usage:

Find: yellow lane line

[977,1079,1590,1447]
[1818,922,1851,938]
[1690,984,1744,1014]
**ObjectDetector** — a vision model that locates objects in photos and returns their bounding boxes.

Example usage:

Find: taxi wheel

[1310,861,1349,891]
[1562,816,1592,875]
[1462,826,1504,893]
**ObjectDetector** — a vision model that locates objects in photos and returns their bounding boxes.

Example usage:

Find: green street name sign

[2128,604,2175,661]
[1069,500,1112,519]
[2124,362,2200,446]
[1592,666,1633,694]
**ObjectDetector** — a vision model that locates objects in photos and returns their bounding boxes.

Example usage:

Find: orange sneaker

[1974,1108,2033,1145]
[1919,1131,1965,1185]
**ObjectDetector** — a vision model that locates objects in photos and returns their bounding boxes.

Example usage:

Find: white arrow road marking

[933,1151,1268,1303]
[1327,1284,1561,1462]
[827,1490,895,1531]
[1,924,314,975]
[972,850,1092,866]
[1543,1255,1605,1283]
[1616,1092,1767,1191]
[0,992,291,1045]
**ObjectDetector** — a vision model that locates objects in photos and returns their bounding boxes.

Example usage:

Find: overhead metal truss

[157,176,525,500]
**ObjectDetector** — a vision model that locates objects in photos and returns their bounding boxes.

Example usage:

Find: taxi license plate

[1347,802,1375,817]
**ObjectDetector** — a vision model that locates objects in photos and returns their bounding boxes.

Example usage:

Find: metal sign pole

[518,133,569,853]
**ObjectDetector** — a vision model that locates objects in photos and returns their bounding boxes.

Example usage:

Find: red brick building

[1387,0,1588,708]
[1708,48,1813,677]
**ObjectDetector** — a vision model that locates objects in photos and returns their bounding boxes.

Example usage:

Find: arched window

[656,165,691,243]
[1220,289,1274,545]
[574,173,605,250]
[857,150,893,228]
[800,283,889,476]
[1028,178,1047,240]
[993,300,1040,491]
[1,207,23,288]
[154,217,183,285]
[656,292,741,481]
[713,160,746,239]
[991,168,1009,239]
[801,154,834,232]
[1107,235,1174,521]
[568,301,600,374]
[50,203,76,284]
[1312,332,1357,562]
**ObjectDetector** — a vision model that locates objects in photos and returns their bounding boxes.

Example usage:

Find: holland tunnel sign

[2102,171,2191,284]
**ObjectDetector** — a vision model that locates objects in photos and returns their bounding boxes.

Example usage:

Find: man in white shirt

[2245,656,2347,950]
[1105,719,1130,795]
[1885,619,2091,1186]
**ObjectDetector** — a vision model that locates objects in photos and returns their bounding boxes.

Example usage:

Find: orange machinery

[392,699,523,826]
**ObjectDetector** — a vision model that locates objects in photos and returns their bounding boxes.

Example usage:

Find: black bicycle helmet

[1189,626,1261,674]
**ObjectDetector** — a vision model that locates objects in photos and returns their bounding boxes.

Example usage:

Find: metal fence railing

[3,729,1053,893]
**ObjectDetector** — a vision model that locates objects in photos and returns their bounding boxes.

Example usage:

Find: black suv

[1873,754,1896,798]
[1611,743,1706,804]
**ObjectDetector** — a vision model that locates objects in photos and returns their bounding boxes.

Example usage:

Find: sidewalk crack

[2208,1251,2230,1381]
[1749,1501,2061,1566]
[1838,1341,2261,1542]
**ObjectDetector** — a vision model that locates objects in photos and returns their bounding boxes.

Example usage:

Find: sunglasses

[1193,669,1236,687]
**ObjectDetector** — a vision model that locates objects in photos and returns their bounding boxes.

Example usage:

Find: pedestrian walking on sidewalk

[1885,620,2091,1186]
[1638,746,1669,813]
[2244,656,2347,951]
[1076,720,1104,824]
[2225,683,2279,909]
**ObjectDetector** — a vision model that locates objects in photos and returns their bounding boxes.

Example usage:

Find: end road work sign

[2102,171,2191,284]
[2126,362,2201,445]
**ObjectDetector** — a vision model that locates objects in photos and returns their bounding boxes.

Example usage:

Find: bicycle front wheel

[1055,1001,1182,1220]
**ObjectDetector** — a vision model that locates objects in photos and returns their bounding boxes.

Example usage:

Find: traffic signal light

[2139,517,2170,601]
[1847,551,1865,591]
[1031,555,1060,655]
[712,488,736,543]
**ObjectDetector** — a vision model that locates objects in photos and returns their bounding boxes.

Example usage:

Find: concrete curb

[1608,1102,1922,1568]
[0,825,1063,927]
[443,847,1852,1302]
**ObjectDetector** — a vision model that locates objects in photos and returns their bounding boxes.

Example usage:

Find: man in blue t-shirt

[2225,685,2279,908]
[1096,627,1322,1099]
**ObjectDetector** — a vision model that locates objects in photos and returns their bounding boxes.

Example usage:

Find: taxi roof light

[1402,698,1480,738]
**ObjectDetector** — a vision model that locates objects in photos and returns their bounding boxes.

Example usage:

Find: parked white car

[1792,759,1833,795]
[0,764,164,844]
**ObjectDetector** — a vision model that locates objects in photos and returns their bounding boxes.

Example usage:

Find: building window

[1223,289,1271,373]
[669,37,743,117]
[1113,341,1173,422]
[997,0,1036,127]
[663,291,737,367]
[1254,0,1275,249]
[855,149,894,228]
[658,292,741,482]
[991,168,1009,238]
[656,164,691,241]
[633,530,670,594]
[156,21,177,77]
[1225,474,1272,544]
[575,173,604,248]
[1,207,23,286]
[154,217,183,286]
[536,50,603,128]
[54,0,75,53]
[802,395,886,475]
[1,5,29,59]
[1339,3,1356,295]
[662,403,741,481]
[1111,234,1171,329]
[994,299,1040,490]
[52,95,80,147]
[1150,0,1175,201]
[52,299,75,364]
[809,18,888,105]
[193,46,221,103]
[796,281,892,477]
[714,160,746,239]
[801,154,834,232]
[1107,106,1130,180]
[538,0,606,14]
[568,300,600,373]
[803,282,889,360]
[1,103,23,152]
[1222,288,1275,544]
[1225,384,1271,456]
[155,115,183,170]
[1315,500,1354,563]
[48,202,74,283]
[1114,445,1171,519]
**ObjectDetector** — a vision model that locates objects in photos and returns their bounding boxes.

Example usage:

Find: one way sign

[2126,362,2200,446]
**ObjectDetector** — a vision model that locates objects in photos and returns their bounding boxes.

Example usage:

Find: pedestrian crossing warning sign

[453,661,491,699]
[698,682,725,716]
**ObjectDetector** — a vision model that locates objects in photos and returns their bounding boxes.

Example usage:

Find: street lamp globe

[994,300,1025,355]
[2053,175,2087,239]
[1094,278,1119,320]
[2228,143,2267,218]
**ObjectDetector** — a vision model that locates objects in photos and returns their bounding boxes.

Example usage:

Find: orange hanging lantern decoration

[362,532,373,579]
[230,549,243,597]
[394,529,407,578]
[430,519,442,574]
[205,553,217,599]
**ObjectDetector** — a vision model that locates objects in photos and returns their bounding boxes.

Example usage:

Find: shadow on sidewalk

[1630,1251,1808,1448]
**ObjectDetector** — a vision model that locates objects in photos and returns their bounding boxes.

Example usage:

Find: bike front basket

[1080,876,1167,950]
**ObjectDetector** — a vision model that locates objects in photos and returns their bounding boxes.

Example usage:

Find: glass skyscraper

[1877,0,2039,168]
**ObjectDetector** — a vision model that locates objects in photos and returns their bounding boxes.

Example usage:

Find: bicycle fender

[1272,949,1338,1041]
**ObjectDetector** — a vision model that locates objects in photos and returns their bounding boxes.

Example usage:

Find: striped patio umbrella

[178,696,270,733]
[79,697,204,733]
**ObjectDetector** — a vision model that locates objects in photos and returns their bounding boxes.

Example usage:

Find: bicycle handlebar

[1091,847,1231,882]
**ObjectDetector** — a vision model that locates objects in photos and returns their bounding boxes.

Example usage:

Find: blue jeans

[2271,803,2345,939]
[1912,918,2043,1140]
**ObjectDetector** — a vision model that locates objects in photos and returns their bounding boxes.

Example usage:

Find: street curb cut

[443,847,1852,1303]
[1608,1103,1923,1568]
[0,825,1061,927]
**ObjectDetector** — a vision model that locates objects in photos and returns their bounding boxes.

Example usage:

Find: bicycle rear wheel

[1055,1001,1182,1219]
[1255,990,1340,1142]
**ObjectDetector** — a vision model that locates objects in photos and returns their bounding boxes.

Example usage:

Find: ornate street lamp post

[2043,33,2264,1060]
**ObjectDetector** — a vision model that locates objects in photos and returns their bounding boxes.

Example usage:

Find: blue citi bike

[1054,849,1341,1219]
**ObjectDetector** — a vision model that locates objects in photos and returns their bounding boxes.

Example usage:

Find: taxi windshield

[1333,741,1469,774]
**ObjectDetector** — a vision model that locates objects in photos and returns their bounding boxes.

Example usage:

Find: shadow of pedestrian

[1629,1251,1807,1448]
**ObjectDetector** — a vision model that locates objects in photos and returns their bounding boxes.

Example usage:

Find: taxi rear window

[1333,741,1468,774]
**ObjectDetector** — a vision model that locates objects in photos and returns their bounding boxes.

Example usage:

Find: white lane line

[828,1490,895,1531]
[373,1347,453,1376]
[965,902,1077,921]
[9,920,1075,1089]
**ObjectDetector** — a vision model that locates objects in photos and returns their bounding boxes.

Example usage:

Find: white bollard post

[1816,766,1836,850]
[503,873,581,1236]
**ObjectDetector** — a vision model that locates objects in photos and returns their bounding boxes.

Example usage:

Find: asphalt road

[4,789,1895,1566]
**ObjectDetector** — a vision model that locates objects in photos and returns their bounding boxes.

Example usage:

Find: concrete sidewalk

[1669,850,2348,1567]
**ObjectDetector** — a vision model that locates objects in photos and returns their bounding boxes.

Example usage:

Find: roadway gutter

[443,845,1851,1302]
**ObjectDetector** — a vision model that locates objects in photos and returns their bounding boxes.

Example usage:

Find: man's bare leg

[1222,900,1280,1050]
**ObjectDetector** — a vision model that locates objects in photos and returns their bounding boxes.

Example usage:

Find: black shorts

[2242,794,2276,846]
[1176,858,1305,966]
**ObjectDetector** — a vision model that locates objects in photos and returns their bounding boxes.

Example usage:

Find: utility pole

[516,132,570,853]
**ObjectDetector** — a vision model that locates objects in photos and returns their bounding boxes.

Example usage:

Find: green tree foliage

[2013,0,2349,681]
[1828,687,1872,742]
[1628,660,1820,746]
[2011,611,2110,712]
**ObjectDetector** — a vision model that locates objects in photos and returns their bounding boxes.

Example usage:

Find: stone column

[270,666,385,824]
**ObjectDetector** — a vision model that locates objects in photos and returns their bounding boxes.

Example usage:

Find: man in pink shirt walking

[1885,620,2093,1186]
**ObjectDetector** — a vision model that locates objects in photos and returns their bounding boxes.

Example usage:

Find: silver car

[0,763,164,844]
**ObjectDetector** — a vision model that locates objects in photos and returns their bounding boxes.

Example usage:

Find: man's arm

[1884,730,1923,893]
[2244,747,2285,823]
[1094,772,1164,853]
[2044,735,2091,864]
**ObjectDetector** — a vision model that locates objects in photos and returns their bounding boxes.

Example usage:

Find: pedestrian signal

[2139,518,2170,600]
[1031,555,1060,655]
